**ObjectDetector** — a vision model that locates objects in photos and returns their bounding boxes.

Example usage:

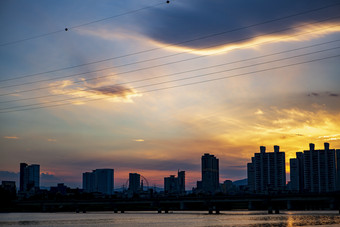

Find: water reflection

[0,211,339,227]
[250,212,340,226]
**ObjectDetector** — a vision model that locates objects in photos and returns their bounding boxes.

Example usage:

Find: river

[0,211,340,226]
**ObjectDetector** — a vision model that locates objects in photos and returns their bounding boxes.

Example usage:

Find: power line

[1,54,338,114]
[1,2,339,82]
[1,17,338,94]
[142,55,340,94]
[0,38,339,105]
[0,1,165,47]
[1,51,339,113]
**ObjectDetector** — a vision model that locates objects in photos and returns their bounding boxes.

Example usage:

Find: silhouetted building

[164,170,185,195]
[82,169,114,195]
[194,181,203,193]
[221,180,238,194]
[289,152,304,192]
[247,157,255,192]
[1,181,16,194]
[337,149,340,191]
[83,172,95,193]
[129,173,141,193]
[19,163,40,192]
[50,183,68,195]
[201,153,219,194]
[164,175,176,194]
[290,159,299,191]
[304,143,336,193]
[178,170,185,194]
[248,146,286,193]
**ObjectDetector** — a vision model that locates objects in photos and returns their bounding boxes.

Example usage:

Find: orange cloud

[133,139,145,142]
[48,78,141,104]
[4,136,19,139]
[47,138,57,142]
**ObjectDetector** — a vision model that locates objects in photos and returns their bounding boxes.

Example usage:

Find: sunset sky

[1,0,340,189]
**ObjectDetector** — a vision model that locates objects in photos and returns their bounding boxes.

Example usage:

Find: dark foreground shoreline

[2,193,340,213]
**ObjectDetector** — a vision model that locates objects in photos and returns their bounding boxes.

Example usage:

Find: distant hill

[233,178,247,186]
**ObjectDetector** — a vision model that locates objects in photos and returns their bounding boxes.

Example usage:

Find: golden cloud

[49,79,141,104]
[3,136,19,139]
[134,139,145,142]
[150,23,340,55]
[47,138,57,142]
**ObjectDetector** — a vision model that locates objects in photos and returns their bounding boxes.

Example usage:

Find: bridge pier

[268,206,273,214]
[248,201,254,210]
[208,207,213,214]
[180,201,185,210]
[330,199,335,210]
[287,200,292,210]
[208,206,220,214]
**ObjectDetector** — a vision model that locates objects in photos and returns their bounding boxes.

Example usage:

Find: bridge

[11,193,340,213]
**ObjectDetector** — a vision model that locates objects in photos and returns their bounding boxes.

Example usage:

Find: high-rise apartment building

[19,163,40,192]
[164,170,185,195]
[82,172,94,193]
[201,153,219,194]
[178,170,185,194]
[82,169,114,195]
[336,149,340,191]
[247,146,286,193]
[303,143,336,193]
[247,157,255,192]
[128,173,141,193]
[289,152,304,192]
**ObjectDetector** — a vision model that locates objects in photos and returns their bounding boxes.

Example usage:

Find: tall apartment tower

[19,163,40,192]
[289,152,304,192]
[201,153,219,194]
[178,170,185,194]
[164,170,185,195]
[336,149,340,191]
[128,173,141,193]
[82,172,94,193]
[304,143,336,193]
[82,169,114,195]
[247,157,255,192]
[95,169,114,195]
[248,146,286,193]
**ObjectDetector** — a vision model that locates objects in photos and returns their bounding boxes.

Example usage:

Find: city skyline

[3,142,340,192]
[1,0,340,189]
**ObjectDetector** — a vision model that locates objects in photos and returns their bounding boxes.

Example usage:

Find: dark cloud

[90,84,134,97]
[220,166,246,181]
[226,165,245,169]
[0,171,19,183]
[64,157,199,172]
[40,173,61,182]
[329,93,339,97]
[307,91,339,98]
[0,171,68,188]
[136,0,340,48]
[308,92,319,97]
